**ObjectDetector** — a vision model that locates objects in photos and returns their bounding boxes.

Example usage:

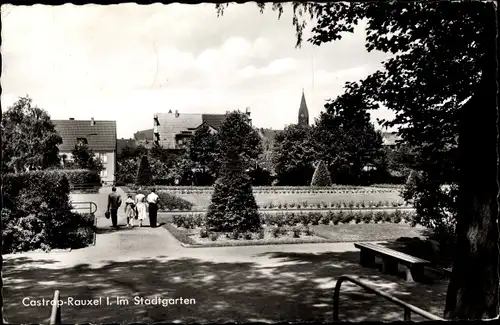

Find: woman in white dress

[135,194,147,227]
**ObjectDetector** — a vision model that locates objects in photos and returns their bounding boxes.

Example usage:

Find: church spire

[298,88,309,126]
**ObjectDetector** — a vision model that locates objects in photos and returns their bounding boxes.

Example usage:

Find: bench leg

[406,266,424,282]
[360,250,375,268]
[382,258,398,275]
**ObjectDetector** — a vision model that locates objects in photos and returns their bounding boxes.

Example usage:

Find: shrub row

[259,210,413,226]
[134,190,194,211]
[258,200,410,209]
[170,210,415,230]
[176,217,314,241]
[59,169,101,189]
[2,171,95,253]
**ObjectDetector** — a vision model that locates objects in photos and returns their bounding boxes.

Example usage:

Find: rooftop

[53,118,116,152]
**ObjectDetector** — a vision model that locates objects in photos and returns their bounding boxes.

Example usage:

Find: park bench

[354,242,431,282]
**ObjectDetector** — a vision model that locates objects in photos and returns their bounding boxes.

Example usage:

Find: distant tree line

[117,100,412,187]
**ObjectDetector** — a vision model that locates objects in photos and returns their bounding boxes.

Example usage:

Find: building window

[95,152,108,163]
[76,138,88,146]
[100,168,108,178]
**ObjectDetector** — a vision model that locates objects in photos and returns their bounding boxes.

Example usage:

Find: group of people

[107,187,160,228]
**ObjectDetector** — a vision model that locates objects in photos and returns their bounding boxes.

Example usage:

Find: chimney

[69,118,74,120]
[175,110,179,118]
[90,117,95,126]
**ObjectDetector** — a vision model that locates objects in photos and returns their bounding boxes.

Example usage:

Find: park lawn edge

[162,222,423,249]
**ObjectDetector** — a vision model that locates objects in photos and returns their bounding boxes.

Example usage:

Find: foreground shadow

[3,249,448,323]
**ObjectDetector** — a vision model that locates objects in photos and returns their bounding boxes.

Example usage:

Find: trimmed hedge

[2,171,95,253]
[135,190,193,211]
[58,169,101,188]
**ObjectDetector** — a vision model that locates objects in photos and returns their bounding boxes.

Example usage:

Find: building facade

[53,118,117,185]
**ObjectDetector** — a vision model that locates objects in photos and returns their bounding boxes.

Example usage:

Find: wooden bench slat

[356,246,426,263]
[358,249,428,264]
[354,242,430,264]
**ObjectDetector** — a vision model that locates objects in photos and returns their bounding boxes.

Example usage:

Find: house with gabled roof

[152,110,243,150]
[52,117,117,185]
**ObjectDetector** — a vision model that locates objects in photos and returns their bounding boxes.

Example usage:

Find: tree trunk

[443,6,499,318]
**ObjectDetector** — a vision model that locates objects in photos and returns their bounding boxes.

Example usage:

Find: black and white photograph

[1,1,498,323]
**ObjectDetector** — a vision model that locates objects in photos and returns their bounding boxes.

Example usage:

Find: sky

[1,3,396,139]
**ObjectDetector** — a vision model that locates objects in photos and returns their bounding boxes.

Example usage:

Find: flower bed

[258,200,411,210]
[161,209,417,247]
[126,184,398,195]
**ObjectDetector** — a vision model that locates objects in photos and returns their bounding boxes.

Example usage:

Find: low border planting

[257,200,411,210]
[127,184,399,195]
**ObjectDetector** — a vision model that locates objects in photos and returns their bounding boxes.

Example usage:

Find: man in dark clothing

[107,186,122,228]
[146,188,159,228]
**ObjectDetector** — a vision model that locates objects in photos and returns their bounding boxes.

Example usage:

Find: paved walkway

[2,188,448,323]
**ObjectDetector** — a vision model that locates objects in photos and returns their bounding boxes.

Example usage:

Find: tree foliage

[273,124,315,185]
[206,111,262,233]
[312,83,383,184]
[116,144,184,185]
[187,123,220,184]
[71,143,104,172]
[217,111,262,173]
[1,96,62,173]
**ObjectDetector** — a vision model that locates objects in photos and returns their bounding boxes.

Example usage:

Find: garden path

[3,188,448,323]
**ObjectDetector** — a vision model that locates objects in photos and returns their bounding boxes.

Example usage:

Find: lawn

[311,223,426,242]
[174,191,404,210]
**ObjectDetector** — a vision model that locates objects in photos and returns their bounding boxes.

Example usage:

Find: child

[124,194,136,227]
[135,195,147,228]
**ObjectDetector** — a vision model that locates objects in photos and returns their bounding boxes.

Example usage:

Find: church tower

[298,89,309,126]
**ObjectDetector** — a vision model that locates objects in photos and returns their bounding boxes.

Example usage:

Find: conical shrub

[206,171,260,233]
[136,155,153,186]
[310,160,332,186]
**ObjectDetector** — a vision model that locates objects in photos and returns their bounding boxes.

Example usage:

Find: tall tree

[313,82,383,184]
[187,123,220,184]
[273,124,315,185]
[71,143,104,172]
[1,96,62,173]
[216,1,499,319]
